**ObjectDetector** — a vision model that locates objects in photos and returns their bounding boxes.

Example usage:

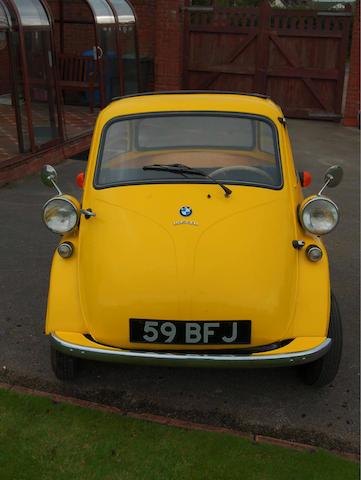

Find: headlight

[43,197,79,234]
[300,196,339,235]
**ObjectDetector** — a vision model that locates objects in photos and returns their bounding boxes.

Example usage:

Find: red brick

[344,0,360,127]
[154,0,185,90]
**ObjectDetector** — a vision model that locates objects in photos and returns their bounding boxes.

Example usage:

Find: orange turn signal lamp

[76,172,85,189]
[299,171,312,188]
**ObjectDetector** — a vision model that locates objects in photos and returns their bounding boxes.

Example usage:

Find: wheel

[298,293,342,387]
[51,346,78,381]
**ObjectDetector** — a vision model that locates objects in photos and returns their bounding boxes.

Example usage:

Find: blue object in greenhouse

[82,50,100,104]
[83,50,128,103]
[82,50,151,104]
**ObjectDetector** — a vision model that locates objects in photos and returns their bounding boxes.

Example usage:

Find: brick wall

[344,0,360,127]
[131,0,156,58]
[154,0,185,90]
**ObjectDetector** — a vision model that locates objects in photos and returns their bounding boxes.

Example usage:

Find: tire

[298,293,342,387]
[51,346,78,381]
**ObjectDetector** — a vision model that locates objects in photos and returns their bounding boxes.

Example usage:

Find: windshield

[95,113,282,189]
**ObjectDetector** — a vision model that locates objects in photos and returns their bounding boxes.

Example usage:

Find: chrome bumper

[51,334,332,368]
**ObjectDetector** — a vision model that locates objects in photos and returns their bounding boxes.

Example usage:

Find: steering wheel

[209,165,274,184]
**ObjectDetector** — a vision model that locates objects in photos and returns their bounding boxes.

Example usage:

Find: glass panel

[110,0,135,23]
[0,31,6,48]
[137,116,254,149]
[24,30,60,147]
[58,2,99,140]
[0,1,10,28]
[88,0,115,24]
[12,0,49,27]
[259,121,275,155]
[6,31,30,153]
[120,23,138,95]
[99,26,120,101]
[96,114,282,188]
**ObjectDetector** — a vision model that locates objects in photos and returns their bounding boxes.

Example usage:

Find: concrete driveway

[0,119,359,452]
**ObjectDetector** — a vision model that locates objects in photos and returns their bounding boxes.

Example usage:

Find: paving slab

[0,119,359,452]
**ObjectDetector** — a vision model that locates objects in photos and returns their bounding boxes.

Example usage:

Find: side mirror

[324,165,343,188]
[318,165,343,195]
[40,164,62,195]
[41,164,57,187]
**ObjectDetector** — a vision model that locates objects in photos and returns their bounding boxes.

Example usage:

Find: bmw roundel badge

[180,206,192,217]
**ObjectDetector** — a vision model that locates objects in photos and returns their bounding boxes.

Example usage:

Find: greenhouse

[0,0,139,163]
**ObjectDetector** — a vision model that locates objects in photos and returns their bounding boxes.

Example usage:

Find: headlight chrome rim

[43,196,79,234]
[300,196,339,236]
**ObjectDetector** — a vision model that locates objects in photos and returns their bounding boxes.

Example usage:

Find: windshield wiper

[143,163,232,197]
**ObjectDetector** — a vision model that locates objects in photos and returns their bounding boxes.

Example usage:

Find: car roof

[100,91,284,123]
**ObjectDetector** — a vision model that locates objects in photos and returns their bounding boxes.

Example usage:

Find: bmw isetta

[41,92,343,386]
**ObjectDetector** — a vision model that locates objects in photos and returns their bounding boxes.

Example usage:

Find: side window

[259,121,275,155]
[102,121,131,165]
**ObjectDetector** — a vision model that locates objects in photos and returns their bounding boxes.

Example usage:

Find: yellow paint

[45,93,331,353]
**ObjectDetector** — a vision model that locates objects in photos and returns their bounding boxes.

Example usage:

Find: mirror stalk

[51,179,63,196]
[318,174,333,196]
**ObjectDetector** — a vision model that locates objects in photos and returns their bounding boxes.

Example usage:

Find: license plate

[129,320,251,345]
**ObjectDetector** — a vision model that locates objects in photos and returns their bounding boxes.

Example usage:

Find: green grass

[0,388,358,480]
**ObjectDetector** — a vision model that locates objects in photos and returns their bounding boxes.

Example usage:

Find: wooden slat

[199,33,257,89]
[269,33,332,112]
[189,65,338,81]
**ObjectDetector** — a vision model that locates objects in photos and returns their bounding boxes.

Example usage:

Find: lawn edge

[0,382,359,463]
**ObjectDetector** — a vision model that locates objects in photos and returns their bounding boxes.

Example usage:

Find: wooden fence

[183,1,353,119]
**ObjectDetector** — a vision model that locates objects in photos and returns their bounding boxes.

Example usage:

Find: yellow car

[41,91,343,386]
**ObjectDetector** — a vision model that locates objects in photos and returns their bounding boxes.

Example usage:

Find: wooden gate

[183,1,352,119]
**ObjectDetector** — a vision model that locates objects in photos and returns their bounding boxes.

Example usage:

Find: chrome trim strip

[50,334,332,369]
